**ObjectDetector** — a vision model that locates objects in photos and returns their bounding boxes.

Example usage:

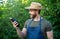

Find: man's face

[29,9,38,19]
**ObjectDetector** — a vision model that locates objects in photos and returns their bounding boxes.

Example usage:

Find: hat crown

[25,2,43,9]
[31,2,41,7]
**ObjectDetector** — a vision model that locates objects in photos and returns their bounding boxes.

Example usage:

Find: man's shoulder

[41,17,50,24]
[41,17,52,27]
[25,19,32,24]
[24,19,32,28]
[42,18,52,32]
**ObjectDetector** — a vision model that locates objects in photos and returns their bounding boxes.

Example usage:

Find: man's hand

[11,21,27,39]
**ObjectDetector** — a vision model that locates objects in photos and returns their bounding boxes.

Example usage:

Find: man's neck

[33,15,40,21]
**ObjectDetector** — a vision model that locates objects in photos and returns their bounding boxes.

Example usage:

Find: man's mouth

[30,14,36,19]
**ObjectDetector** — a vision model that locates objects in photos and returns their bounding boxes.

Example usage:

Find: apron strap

[27,19,33,27]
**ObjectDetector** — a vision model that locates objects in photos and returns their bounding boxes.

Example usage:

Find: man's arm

[12,21,27,39]
[45,20,53,39]
[46,30,53,39]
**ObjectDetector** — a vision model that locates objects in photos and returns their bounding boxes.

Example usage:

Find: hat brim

[25,6,44,10]
[25,7,42,10]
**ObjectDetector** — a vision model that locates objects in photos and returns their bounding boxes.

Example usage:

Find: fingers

[12,21,18,27]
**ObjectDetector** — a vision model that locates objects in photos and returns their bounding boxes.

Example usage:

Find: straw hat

[25,2,43,10]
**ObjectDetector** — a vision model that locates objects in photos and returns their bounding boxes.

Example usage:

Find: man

[12,2,53,39]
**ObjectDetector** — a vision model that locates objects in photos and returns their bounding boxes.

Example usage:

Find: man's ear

[38,10,41,14]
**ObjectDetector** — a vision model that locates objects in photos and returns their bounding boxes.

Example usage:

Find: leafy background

[0,0,60,39]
